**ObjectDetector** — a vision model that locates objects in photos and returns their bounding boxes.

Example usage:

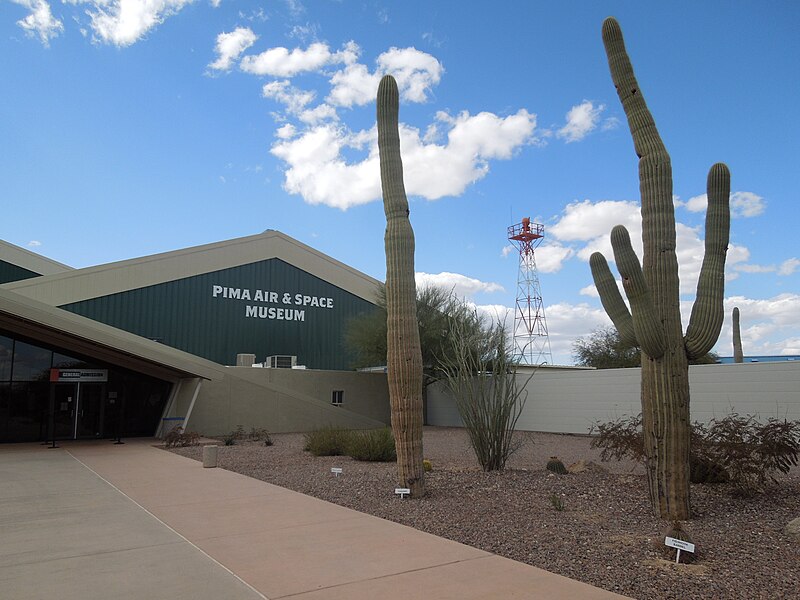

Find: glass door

[76,383,104,438]
[53,383,77,439]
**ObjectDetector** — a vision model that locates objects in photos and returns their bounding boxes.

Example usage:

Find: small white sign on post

[664,536,695,564]
[394,487,411,499]
[331,467,343,476]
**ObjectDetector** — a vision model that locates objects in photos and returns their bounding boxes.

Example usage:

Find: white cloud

[731,191,766,218]
[737,257,800,277]
[544,302,613,363]
[261,80,316,113]
[270,109,536,209]
[682,190,765,218]
[208,27,257,71]
[328,63,382,107]
[535,243,574,273]
[66,0,195,47]
[557,101,604,143]
[415,272,504,297]
[548,198,752,295]
[501,245,514,258]
[327,46,442,107]
[716,294,800,356]
[210,0,221,7]
[12,0,64,46]
[275,124,297,140]
[27,240,42,247]
[778,258,800,276]
[241,41,340,77]
[684,193,708,213]
[579,285,598,297]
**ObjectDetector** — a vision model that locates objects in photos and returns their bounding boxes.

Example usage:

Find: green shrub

[304,426,353,456]
[347,428,396,462]
[423,459,433,472]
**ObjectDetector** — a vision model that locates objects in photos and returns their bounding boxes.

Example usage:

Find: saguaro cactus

[377,75,425,497]
[732,307,744,363]
[590,18,731,520]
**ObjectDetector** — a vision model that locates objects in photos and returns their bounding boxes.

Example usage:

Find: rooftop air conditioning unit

[265,355,297,369]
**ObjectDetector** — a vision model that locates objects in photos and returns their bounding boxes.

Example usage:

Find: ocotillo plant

[377,75,425,497]
[590,18,731,520]
[733,307,744,363]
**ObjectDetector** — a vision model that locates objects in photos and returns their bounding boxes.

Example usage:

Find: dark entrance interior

[1,332,172,443]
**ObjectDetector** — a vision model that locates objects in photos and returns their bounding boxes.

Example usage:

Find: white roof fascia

[3,231,382,307]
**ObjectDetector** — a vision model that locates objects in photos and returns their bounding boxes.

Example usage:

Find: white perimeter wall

[427,362,800,434]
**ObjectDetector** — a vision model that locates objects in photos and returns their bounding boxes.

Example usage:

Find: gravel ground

[168,427,800,600]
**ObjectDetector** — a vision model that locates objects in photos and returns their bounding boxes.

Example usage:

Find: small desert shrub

[423,459,433,472]
[590,414,645,463]
[164,426,200,448]
[247,427,273,445]
[222,425,247,446]
[591,413,800,494]
[549,493,565,511]
[346,428,396,462]
[304,426,353,456]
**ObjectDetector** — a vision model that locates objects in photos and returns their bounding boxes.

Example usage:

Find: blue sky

[2,0,799,364]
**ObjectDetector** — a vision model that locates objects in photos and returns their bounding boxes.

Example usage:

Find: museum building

[0,232,387,444]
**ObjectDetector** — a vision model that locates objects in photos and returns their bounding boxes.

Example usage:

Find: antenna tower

[508,218,553,365]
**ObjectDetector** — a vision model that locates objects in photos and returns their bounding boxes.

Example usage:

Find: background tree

[345,284,486,384]
[378,74,425,497]
[589,18,730,520]
[573,327,719,369]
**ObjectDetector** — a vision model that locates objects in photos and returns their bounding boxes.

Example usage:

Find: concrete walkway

[0,440,628,599]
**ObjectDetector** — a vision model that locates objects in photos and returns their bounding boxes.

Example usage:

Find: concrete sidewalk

[0,440,629,599]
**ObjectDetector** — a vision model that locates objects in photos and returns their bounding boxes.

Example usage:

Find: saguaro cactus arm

[609,225,665,359]
[685,163,731,359]
[589,252,636,347]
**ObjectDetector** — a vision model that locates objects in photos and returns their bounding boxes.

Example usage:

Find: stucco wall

[427,361,800,434]
[182,367,390,436]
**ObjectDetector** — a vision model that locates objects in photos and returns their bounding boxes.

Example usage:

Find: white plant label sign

[394,488,411,498]
[331,467,343,476]
[665,536,695,563]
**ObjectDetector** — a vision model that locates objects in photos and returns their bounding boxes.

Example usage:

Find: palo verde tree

[345,284,488,383]
[590,18,731,519]
[377,74,425,497]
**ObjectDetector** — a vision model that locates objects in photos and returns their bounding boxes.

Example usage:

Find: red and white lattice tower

[508,218,553,365]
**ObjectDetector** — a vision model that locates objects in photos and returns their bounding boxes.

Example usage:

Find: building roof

[0,287,225,382]
[1,230,382,306]
[0,239,73,276]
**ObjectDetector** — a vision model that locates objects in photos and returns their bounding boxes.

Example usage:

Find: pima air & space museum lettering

[211,285,335,322]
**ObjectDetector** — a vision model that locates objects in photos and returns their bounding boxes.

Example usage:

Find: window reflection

[0,336,12,381]
[11,341,52,382]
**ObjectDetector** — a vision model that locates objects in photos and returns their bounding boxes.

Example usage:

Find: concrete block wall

[185,367,390,436]
[427,361,800,434]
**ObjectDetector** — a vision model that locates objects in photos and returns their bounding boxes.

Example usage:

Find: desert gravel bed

[168,427,799,599]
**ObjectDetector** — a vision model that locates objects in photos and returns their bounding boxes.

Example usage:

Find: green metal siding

[60,259,377,370]
[0,260,40,284]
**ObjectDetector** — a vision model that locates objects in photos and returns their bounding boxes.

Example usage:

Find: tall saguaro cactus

[590,18,731,520]
[732,307,744,363]
[377,75,425,497]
